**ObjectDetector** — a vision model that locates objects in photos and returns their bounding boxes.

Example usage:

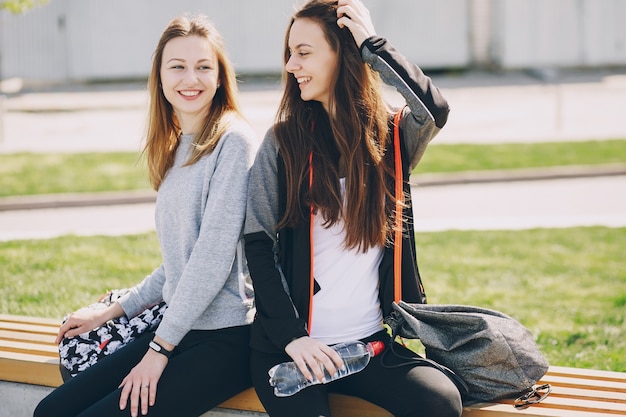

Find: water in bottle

[268,340,385,397]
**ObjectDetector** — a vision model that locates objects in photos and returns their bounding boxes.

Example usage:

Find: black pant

[251,331,463,417]
[35,325,251,417]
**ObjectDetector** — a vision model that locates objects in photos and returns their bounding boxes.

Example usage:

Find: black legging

[251,331,463,417]
[34,325,251,417]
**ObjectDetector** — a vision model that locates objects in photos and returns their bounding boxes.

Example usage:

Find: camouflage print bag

[58,289,167,380]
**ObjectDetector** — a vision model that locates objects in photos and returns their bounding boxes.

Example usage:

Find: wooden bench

[2,314,625,417]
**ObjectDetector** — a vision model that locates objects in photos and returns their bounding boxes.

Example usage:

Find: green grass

[1,226,624,372]
[1,139,625,197]
[0,152,151,197]
[413,227,626,372]
[0,234,161,318]
[415,139,626,174]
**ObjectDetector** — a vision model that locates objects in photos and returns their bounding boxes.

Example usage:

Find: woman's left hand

[336,0,377,48]
[118,349,168,416]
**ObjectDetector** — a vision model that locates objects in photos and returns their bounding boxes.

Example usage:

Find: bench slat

[0,329,57,345]
[536,394,626,413]
[547,366,626,382]
[218,388,264,412]
[0,351,63,387]
[0,321,59,336]
[462,387,626,417]
[328,394,393,417]
[549,385,626,402]
[217,389,393,417]
[0,314,61,327]
[540,375,626,392]
[462,401,621,417]
[0,339,59,357]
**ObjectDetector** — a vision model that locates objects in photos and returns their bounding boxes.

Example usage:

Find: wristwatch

[149,340,173,358]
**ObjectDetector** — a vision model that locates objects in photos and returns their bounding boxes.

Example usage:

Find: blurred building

[0,0,625,85]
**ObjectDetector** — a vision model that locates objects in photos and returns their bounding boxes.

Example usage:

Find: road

[1,175,624,242]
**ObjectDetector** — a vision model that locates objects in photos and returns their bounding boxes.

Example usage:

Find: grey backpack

[385,301,549,403]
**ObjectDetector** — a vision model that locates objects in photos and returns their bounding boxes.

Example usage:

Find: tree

[0,0,48,13]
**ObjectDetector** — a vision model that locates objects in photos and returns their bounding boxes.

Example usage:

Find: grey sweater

[119,118,259,346]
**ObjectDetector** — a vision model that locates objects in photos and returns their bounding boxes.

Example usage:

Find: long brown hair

[143,14,242,190]
[276,0,394,251]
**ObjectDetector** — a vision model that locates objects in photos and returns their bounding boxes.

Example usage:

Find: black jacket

[244,36,450,354]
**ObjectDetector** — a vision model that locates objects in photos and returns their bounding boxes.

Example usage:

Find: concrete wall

[1,0,625,85]
[493,0,626,68]
[0,0,296,82]
[1,0,466,84]
[0,380,53,417]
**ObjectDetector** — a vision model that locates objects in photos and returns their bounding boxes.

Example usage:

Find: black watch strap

[149,340,173,358]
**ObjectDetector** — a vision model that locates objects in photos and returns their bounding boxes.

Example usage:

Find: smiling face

[160,35,219,134]
[285,18,339,113]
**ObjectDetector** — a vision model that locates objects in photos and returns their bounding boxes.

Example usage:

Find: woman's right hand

[284,336,345,383]
[56,302,124,344]
[336,0,377,48]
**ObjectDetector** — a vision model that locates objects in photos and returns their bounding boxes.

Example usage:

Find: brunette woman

[244,1,461,416]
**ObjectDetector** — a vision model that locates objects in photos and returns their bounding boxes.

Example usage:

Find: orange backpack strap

[308,151,315,333]
[308,109,405,330]
[393,109,404,303]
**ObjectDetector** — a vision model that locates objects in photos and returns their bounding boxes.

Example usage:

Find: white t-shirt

[309,180,385,344]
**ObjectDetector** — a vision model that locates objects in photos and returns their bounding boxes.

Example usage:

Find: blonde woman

[35,14,258,417]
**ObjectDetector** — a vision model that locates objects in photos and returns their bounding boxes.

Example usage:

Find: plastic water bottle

[268,340,386,397]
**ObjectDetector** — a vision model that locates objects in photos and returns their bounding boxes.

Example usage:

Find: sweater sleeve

[361,36,450,171]
[117,265,166,318]
[244,130,309,351]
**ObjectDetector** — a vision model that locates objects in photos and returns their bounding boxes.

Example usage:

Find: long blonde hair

[143,14,242,190]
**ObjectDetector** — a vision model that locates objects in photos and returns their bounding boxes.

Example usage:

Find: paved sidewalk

[1,175,625,241]
[2,69,626,154]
